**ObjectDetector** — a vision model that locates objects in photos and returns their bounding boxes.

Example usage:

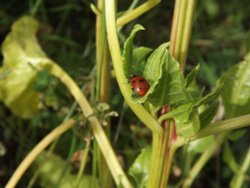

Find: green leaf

[129,147,151,188]
[199,100,219,128]
[188,136,215,154]
[159,103,194,124]
[228,129,246,141]
[132,47,152,75]
[185,65,200,88]
[32,152,96,188]
[219,55,250,118]
[123,24,145,77]
[223,142,239,173]
[176,110,200,138]
[194,86,221,107]
[0,16,53,118]
[185,65,203,100]
[137,43,189,111]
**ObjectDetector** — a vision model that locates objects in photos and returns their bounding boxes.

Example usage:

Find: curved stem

[230,146,250,187]
[105,0,162,134]
[95,0,113,187]
[75,140,91,187]
[49,62,133,188]
[117,0,160,27]
[182,134,226,188]
[5,119,75,188]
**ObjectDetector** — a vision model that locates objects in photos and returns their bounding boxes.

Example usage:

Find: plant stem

[117,0,160,27]
[5,119,75,188]
[147,133,162,188]
[230,146,250,187]
[169,0,196,71]
[105,0,162,134]
[192,114,250,140]
[95,0,113,187]
[159,124,176,187]
[96,0,110,102]
[179,0,197,69]
[75,140,91,187]
[49,62,133,188]
[169,0,187,61]
[182,134,226,188]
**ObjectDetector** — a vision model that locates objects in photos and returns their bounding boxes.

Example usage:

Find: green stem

[147,133,162,188]
[169,0,196,70]
[182,134,226,188]
[159,124,176,187]
[230,146,250,187]
[105,0,162,134]
[117,0,160,27]
[169,0,186,60]
[192,114,250,140]
[6,119,75,188]
[95,0,112,186]
[75,140,91,187]
[179,0,196,69]
[48,62,133,188]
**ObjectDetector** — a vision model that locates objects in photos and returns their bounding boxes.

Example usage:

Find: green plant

[1,0,250,188]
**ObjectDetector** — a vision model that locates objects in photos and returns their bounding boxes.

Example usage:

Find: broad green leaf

[32,152,96,188]
[176,110,200,138]
[0,16,53,118]
[132,47,152,75]
[188,136,215,154]
[129,147,151,188]
[219,55,250,118]
[137,44,189,111]
[223,142,239,173]
[159,87,220,137]
[123,24,145,77]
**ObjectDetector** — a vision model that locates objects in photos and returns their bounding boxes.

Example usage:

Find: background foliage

[0,0,250,187]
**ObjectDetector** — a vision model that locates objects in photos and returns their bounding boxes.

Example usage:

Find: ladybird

[129,75,149,97]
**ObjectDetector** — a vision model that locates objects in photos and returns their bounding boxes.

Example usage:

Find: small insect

[129,75,149,97]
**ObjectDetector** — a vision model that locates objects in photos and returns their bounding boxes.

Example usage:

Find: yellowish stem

[179,0,196,69]
[117,0,160,27]
[105,0,162,134]
[5,119,75,188]
[49,62,133,188]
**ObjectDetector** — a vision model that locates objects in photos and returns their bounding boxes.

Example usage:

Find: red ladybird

[129,75,149,96]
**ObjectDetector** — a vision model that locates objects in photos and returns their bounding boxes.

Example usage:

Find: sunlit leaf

[129,147,151,188]
[176,110,200,138]
[188,136,215,154]
[138,44,189,111]
[220,54,250,118]
[0,16,53,118]
[122,24,145,77]
[132,47,152,75]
